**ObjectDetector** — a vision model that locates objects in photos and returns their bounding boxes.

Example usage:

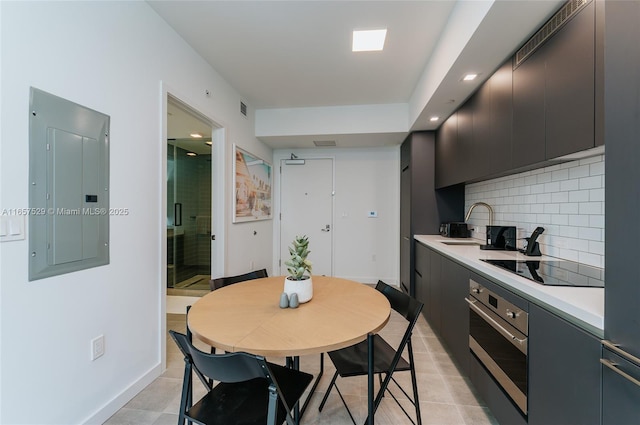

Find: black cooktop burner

[480,259,604,288]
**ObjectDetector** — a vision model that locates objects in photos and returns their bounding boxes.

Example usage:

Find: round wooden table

[188,275,391,357]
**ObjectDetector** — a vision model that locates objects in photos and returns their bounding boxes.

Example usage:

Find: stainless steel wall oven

[466,279,529,415]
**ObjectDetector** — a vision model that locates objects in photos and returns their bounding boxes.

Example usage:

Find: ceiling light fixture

[190,132,203,138]
[187,152,197,157]
[463,73,478,81]
[430,116,440,122]
[352,29,387,52]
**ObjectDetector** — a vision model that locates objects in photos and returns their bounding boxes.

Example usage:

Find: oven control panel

[469,279,529,335]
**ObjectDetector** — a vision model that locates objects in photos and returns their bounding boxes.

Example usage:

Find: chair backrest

[209,268,268,291]
[375,280,423,324]
[170,330,268,383]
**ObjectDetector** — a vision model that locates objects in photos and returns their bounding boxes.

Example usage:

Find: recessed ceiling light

[190,132,203,138]
[430,116,440,122]
[186,152,197,157]
[463,73,478,81]
[352,29,387,52]
[205,141,212,146]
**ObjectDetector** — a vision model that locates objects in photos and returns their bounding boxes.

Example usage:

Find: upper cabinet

[436,60,514,188]
[513,0,596,167]
[436,0,600,187]
[474,61,513,178]
[434,112,460,189]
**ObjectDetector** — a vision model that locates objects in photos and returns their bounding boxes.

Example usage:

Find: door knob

[321,224,330,232]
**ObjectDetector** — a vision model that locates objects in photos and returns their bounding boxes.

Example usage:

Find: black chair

[170,330,313,425]
[318,280,424,425]
[209,268,268,291]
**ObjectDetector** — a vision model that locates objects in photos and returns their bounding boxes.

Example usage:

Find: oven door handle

[466,297,527,348]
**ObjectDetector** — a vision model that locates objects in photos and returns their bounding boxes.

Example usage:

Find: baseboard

[81,363,163,425]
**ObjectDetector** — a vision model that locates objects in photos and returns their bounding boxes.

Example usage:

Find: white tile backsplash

[465,155,605,268]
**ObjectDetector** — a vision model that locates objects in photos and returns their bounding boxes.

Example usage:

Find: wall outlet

[91,335,105,361]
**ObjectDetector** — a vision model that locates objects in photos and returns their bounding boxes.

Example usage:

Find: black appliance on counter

[439,222,469,238]
[482,226,517,251]
[480,259,604,288]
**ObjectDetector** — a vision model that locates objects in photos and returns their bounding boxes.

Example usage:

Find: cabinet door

[435,113,458,188]
[490,61,513,173]
[414,242,429,307]
[545,0,595,158]
[440,256,470,373]
[513,51,545,169]
[428,248,442,334]
[528,304,601,425]
[472,77,492,179]
[400,157,411,295]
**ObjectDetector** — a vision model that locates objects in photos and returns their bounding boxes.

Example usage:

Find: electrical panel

[29,87,110,280]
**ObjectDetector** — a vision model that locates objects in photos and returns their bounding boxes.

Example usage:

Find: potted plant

[283,235,313,303]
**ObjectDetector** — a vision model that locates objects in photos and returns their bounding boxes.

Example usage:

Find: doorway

[279,157,334,276]
[166,96,214,296]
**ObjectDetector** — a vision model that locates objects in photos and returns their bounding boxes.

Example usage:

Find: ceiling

[149,1,564,149]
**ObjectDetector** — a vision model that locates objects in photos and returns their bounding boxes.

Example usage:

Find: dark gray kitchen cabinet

[415,246,469,372]
[513,0,596,168]
[414,242,442,335]
[439,256,470,373]
[428,247,442,335]
[528,304,601,425]
[473,60,513,178]
[544,0,595,159]
[434,112,458,189]
[512,27,548,169]
[414,241,429,308]
[456,99,474,182]
[602,1,640,423]
[400,132,439,296]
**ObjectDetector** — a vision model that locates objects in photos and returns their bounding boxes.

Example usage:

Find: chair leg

[178,361,193,425]
[407,342,422,425]
[266,384,279,425]
[318,370,339,412]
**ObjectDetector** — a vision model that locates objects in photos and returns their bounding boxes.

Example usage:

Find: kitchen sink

[439,240,481,246]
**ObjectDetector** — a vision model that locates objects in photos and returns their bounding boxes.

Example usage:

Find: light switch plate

[0,215,25,242]
[367,211,378,218]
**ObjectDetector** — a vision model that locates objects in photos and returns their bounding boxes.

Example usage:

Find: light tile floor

[105,311,498,425]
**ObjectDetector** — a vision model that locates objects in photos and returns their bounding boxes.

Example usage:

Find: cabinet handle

[602,340,640,365]
[600,358,640,388]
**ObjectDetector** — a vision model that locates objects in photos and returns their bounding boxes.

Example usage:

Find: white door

[280,158,333,276]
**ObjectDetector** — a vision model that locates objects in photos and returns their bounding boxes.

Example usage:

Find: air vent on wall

[313,140,336,147]
[514,0,591,69]
[240,101,247,117]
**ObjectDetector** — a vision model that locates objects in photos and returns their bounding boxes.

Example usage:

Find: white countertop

[415,235,604,337]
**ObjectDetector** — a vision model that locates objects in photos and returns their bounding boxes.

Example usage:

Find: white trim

[80,363,163,425]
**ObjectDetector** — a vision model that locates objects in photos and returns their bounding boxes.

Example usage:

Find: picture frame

[233,144,273,223]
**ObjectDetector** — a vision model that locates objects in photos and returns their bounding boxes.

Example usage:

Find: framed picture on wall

[233,144,273,223]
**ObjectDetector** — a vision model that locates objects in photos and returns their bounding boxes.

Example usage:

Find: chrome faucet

[465,202,494,226]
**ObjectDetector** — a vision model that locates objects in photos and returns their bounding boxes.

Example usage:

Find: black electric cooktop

[480,259,604,288]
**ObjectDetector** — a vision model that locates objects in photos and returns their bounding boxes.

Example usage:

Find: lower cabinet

[414,242,469,373]
[528,304,602,425]
[414,241,603,424]
[439,256,470,374]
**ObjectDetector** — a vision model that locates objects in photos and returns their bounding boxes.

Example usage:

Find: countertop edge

[414,235,604,338]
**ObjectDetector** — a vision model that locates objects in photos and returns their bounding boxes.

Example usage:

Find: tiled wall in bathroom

[465,154,604,268]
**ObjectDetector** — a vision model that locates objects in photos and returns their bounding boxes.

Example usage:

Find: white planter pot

[283,276,313,303]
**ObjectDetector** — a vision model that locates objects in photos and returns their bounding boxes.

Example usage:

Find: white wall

[0,2,271,423]
[465,154,605,268]
[273,147,400,284]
